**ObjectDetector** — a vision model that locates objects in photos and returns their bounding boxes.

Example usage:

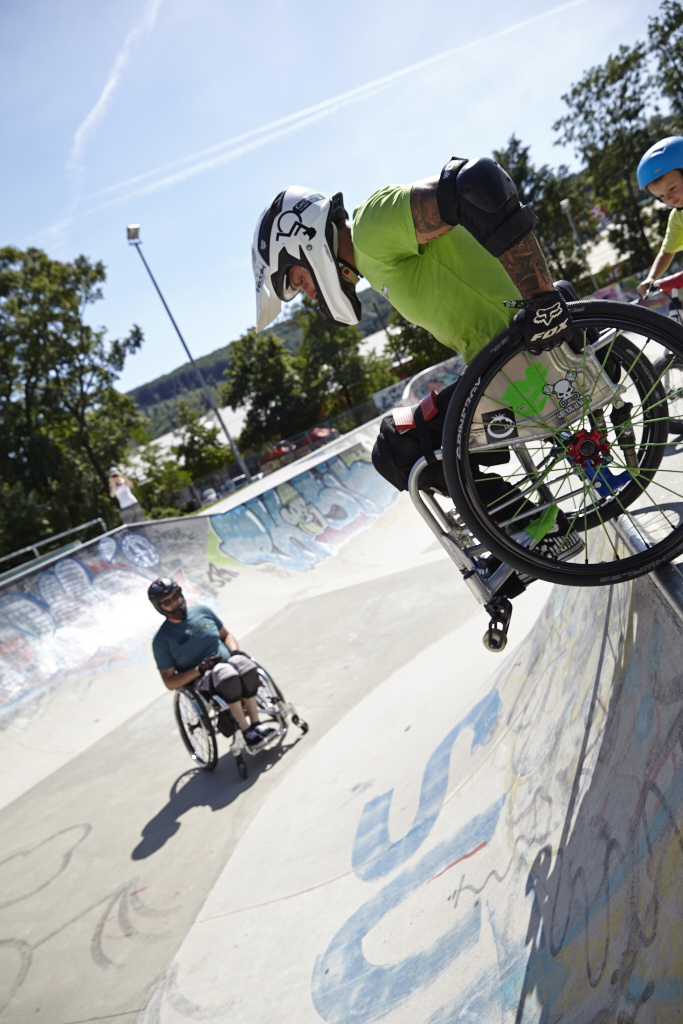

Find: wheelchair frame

[409,452,519,652]
[174,659,308,779]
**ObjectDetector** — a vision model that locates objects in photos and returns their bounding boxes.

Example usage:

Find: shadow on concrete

[514,577,683,1021]
[131,735,305,860]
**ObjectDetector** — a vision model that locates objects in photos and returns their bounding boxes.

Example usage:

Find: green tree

[173,399,233,479]
[493,135,599,292]
[553,43,663,268]
[294,298,393,413]
[0,247,146,557]
[128,443,193,520]
[384,313,448,376]
[649,0,683,120]
[221,329,317,448]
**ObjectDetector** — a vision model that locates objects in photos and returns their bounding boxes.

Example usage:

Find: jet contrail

[68,0,164,184]
[42,0,164,241]
[85,0,591,212]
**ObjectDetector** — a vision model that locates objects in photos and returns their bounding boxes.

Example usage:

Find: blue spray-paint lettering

[352,690,502,881]
[311,797,505,1024]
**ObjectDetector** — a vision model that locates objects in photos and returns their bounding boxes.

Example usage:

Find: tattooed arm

[498,234,554,298]
[410,177,553,296]
[410,177,454,243]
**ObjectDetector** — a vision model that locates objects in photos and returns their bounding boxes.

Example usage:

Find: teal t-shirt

[152,604,229,672]
[352,184,520,364]
[660,207,683,254]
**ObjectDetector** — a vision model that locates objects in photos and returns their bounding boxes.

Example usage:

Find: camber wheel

[442,300,682,587]
[653,351,683,434]
[174,688,218,770]
[254,663,288,746]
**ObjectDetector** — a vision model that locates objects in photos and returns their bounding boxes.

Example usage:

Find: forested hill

[127,287,393,438]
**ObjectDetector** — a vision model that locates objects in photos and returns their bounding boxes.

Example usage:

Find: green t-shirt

[351,184,520,364]
[660,207,683,254]
[152,604,229,672]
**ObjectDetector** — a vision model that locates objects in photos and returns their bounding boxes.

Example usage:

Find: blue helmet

[637,136,683,190]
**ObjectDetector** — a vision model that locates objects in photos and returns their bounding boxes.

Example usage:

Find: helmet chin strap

[330,220,362,288]
[337,257,362,288]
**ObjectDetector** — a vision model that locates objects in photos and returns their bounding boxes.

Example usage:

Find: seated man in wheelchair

[148,578,274,747]
[251,157,579,600]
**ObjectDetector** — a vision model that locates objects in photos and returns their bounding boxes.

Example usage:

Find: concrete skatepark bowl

[2,422,683,1023]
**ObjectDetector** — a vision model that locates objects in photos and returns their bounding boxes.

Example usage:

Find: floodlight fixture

[126,224,251,481]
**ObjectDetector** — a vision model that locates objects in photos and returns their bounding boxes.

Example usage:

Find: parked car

[200,487,219,506]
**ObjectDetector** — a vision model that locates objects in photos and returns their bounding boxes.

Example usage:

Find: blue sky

[1,0,661,392]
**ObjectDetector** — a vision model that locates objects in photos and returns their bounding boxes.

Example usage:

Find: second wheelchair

[174,659,308,779]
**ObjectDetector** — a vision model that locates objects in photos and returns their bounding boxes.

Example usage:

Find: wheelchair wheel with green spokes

[652,351,683,435]
[442,300,683,587]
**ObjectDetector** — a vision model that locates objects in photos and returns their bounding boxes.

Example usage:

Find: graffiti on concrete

[210,445,397,572]
[0,526,213,719]
[312,575,683,1022]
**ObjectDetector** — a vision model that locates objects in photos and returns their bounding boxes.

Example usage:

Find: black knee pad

[372,381,461,493]
[436,156,537,257]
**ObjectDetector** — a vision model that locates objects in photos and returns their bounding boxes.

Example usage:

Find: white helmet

[252,186,362,332]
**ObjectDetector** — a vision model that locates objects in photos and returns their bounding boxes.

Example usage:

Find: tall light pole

[560,199,599,293]
[126,225,251,482]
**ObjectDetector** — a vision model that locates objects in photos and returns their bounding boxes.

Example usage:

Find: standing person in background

[637,137,683,296]
[109,467,146,524]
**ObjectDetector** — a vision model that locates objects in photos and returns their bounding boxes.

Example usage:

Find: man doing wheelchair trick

[148,577,275,748]
[251,143,683,649]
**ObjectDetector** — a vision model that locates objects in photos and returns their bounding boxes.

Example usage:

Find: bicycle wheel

[442,300,683,587]
[652,351,683,434]
[174,688,218,770]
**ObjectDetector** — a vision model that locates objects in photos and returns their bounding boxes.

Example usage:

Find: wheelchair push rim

[174,688,218,770]
[252,663,288,749]
[442,300,683,587]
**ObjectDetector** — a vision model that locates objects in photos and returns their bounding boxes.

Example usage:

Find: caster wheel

[236,757,248,780]
[483,629,507,652]
[299,720,309,734]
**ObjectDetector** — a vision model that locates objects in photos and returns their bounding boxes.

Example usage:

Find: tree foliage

[221,329,318,449]
[553,42,673,267]
[493,136,600,291]
[172,399,233,479]
[293,298,393,413]
[384,313,448,376]
[0,247,146,557]
[649,0,683,119]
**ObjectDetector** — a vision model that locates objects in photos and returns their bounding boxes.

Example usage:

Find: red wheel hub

[567,428,610,468]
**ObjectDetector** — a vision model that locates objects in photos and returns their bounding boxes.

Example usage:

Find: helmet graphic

[147,577,187,619]
[637,136,683,190]
[252,187,362,332]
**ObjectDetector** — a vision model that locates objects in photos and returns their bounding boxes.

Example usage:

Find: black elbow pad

[436,156,537,257]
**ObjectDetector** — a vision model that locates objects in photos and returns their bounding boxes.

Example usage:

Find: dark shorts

[198,655,259,703]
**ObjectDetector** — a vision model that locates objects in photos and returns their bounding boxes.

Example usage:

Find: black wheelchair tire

[442,300,683,587]
[174,689,218,771]
[653,352,683,435]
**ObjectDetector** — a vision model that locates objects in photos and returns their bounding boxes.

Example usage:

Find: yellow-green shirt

[660,207,683,254]
[352,184,520,364]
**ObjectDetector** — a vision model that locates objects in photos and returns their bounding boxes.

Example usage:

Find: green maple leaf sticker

[500,363,550,419]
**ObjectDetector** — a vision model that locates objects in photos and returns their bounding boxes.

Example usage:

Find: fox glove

[506,290,573,355]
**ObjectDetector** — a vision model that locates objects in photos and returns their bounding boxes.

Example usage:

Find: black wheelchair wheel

[442,300,683,587]
[174,688,218,771]
[652,351,683,434]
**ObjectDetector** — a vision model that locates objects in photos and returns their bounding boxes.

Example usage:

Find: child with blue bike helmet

[637,136,683,296]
